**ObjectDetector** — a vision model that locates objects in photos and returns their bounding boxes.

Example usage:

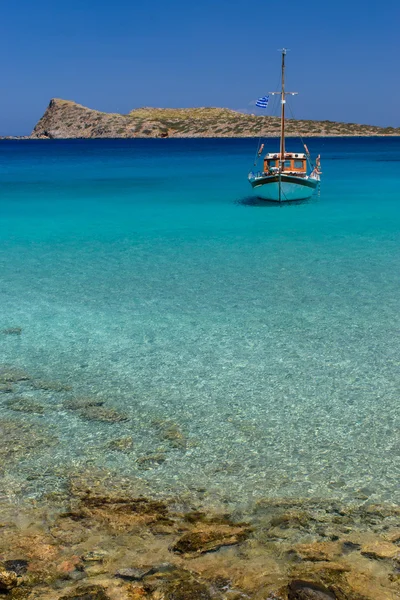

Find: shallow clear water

[1,138,399,508]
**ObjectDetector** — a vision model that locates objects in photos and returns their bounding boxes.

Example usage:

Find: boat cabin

[264,152,307,175]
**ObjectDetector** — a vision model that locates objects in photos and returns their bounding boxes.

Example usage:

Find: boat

[248,49,321,202]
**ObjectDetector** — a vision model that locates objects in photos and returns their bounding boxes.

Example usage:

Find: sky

[0,0,399,135]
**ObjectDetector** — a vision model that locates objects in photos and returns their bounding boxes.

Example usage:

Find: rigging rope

[251,68,282,170]
[286,99,315,170]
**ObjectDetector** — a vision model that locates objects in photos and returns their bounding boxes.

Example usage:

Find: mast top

[269,49,297,96]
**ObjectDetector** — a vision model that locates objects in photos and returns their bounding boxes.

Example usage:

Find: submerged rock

[152,419,188,449]
[0,366,30,382]
[31,379,72,392]
[68,469,151,501]
[63,397,128,422]
[107,437,134,452]
[0,563,18,591]
[0,383,13,393]
[384,528,400,544]
[56,556,84,575]
[341,541,361,554]
[271,510,312,530]
[64,398,105,410]
[164,579,212,600]
[171,523,251,556]
[3,559,29,576]
[1,327,22,335]
[68,471,168,515]
[136,452,167,469]
[115,563,177,582]
[291,542,342,562]
[50,516,89,545]
[288,580,336,599]
[59,584,110,600]
[77,405,129,423]
[5,397,45,415]
[361,540,400,560]
[82,551,108,563]
[0,417,57,464]
[1,490,400,600]
[83,563,108,577]
[115,567,150,581]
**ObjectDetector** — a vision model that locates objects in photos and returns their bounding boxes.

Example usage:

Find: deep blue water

[1,138,399,508]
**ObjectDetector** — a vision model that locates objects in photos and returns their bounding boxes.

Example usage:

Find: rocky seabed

[0,471,399,600]
[0,360,400,599]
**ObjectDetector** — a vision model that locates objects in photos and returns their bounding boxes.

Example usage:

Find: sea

[1,137,399,511]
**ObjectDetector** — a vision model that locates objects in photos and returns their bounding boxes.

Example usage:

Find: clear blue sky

[1,0,399,135]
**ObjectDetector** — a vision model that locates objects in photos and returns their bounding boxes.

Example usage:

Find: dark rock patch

[87,495,168,514]
[116,563,177,582]
[0,366,30,382]
[107,437,134,452]
[115,567,150,581]
[0,383,13,393]
[59,584,110,600]
[342,541,361,554]
[288,580,336,599]
[31,379,72,392]
[0,418,57,464]
[76,405,129,423]
[271,510,312,529]
[1,327,22,335]
[64,398,105,411]
[136,452,167,469]
[164,579,213,600]
[152,419,188,449]
[5,397,45,415]
[68,469,151,502]
[3,559,29,576]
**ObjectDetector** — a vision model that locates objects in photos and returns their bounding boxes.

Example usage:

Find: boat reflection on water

[237,194,319,208]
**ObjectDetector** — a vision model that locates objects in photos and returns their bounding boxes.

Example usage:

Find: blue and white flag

[256,95,269,109]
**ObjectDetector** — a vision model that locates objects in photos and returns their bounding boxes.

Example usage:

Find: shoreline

[0,472,399,599]
[2,134,400,141]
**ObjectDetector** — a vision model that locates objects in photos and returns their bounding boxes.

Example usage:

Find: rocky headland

[27,99,400,139]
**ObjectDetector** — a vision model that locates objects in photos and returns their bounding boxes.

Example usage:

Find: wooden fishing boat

[248,49,321,202]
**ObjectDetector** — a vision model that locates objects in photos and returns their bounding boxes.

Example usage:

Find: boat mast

[268,49,297,202]
[278,49,287,202]
[280,48,286,161]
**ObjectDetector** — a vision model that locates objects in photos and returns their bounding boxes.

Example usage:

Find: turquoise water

[1,138,399,508]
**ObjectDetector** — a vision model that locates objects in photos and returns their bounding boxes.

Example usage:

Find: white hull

[252,178,318,202]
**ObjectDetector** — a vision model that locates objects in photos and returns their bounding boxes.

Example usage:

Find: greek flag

[256,95,269,109]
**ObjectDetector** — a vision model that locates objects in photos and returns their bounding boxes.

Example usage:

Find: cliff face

[31,98,400,139]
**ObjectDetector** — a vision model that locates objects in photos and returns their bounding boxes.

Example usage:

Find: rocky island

[28,98,400,139]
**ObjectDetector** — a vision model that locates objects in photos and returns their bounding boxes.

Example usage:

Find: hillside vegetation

[30,99,400,139]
